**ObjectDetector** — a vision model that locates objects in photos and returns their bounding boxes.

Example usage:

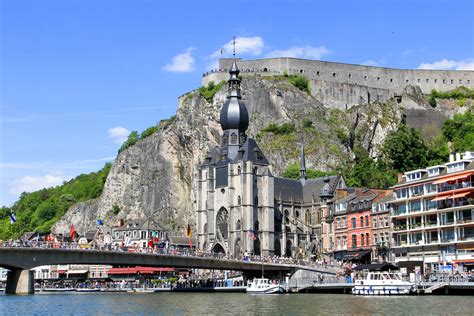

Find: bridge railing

[0,241,342,274]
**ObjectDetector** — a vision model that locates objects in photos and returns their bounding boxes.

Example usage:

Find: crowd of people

[0,239,344,274]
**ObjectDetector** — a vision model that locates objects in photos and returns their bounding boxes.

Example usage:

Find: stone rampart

[202,58,474,109]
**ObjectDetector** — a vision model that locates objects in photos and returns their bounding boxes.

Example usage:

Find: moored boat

[246,278,284,294]
[352,271,415,295]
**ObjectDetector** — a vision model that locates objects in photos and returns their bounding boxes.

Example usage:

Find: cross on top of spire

[232,36,237,58]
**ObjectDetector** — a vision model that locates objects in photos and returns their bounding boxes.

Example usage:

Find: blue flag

[9,212,17,224]
[96,219,104,226]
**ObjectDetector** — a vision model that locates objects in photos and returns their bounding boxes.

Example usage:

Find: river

[1,292,473,315]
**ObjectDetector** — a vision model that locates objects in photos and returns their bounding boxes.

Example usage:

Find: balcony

[438,198,474,210]
[438,181,472,193]
[458,234,474,241]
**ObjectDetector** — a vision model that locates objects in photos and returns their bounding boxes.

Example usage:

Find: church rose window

[216,207,229,240]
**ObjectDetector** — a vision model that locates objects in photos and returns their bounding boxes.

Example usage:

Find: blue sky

[1,0,473,206]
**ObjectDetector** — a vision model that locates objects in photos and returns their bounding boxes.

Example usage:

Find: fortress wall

[203,58,474,109]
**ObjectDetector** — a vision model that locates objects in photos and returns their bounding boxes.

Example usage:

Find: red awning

[431,196,448,202]
[432,172,472,185]
[450,192,471,199]
[107,266,175,275]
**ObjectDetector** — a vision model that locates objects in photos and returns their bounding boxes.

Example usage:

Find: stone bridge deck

[0,247,340,294]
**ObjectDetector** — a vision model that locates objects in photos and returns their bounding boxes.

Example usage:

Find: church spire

[298,142,307,184]
[219,36,249,160]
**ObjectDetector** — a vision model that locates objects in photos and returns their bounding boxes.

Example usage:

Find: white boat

[353,271,415,295]
[246,278,284,294]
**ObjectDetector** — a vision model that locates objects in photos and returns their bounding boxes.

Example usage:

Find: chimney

[456,152,461,161]
[449,153,455,162]
[397,172,404,183]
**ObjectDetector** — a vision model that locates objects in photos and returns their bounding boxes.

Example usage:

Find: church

[195,58,346,258]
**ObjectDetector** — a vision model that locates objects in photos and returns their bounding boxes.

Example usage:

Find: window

[333,72,336,77]
[352,234,357,248]
[395,188,408,199]
[348,73,352,78]
[366,233,370,246]
[407,172,422,182]
[361,234,365,246]
[365,215,369,227]
[373,218,377,229]
[426,79,429,83]
[337,218,341,228]
[410,185,423,197]
[443,79,446,84]
[428,168,440,177]
[447,162,465,173]
[390,78,393,82]
[364,75,368,80]
[351,217,356,228]
[360,216,364,227]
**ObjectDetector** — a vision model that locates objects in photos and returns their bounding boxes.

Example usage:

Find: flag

[96,219,104,226]
[9,212,17,224]
[248,230,257,241]
[188,238,193,248]
[186,224,192,237]
[70,224,76,240]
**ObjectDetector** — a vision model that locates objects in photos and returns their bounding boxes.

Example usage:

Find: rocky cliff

[52,75,460,236]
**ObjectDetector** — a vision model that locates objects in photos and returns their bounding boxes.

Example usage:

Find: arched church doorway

[286,239,293,258]
[212,243,225,254]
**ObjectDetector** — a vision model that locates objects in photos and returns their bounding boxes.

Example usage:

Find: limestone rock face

[52,76,454,236]
[52,199,99,235]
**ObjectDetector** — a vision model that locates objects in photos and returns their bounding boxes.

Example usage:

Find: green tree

[442,111,474,152]
[383,124,429,172]
[282,163,332,180]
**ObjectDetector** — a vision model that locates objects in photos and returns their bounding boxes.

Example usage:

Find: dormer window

[447,162,465,173]
[406,172,422,182]
[428,168,440,177]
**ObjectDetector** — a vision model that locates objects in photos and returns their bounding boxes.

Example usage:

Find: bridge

[0,247,338,294]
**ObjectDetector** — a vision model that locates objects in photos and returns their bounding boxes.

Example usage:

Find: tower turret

[219,39,249,160]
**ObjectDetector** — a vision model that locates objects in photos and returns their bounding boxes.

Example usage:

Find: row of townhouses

[325,151,474,272]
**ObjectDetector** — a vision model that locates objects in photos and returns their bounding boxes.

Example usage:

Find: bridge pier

[6,269,35,294]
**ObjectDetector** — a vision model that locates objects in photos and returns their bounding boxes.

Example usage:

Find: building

[391,152,474,271]
[112,218,168,248]
[333,190,355,260]
[371,193,393,262]
[343,189,391,263]
[195,58,346,258]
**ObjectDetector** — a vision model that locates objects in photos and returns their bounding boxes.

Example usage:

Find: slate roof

[303,175,341,203]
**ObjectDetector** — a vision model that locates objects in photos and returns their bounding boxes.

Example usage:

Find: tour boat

[352,271,415,295]
[246,278,284,294]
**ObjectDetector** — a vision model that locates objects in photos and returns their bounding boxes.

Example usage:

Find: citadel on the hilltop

[203,58,474,109]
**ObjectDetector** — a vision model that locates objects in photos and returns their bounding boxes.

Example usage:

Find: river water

[1,292,473,315]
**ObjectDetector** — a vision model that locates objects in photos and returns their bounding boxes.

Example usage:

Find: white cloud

[163,47,195,73]
[9,174,66,196]
[265,45,331,60]
[107,126,130,144]
[418,58,474,70]
[362,60,380,67]
[211,36,264,58]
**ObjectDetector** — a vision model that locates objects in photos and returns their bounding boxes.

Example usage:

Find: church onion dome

[219,59,249,132]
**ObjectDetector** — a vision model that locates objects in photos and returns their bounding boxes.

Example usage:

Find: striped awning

[432,172,472,185]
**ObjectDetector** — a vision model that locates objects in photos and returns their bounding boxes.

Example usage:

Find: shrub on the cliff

[261,123,296,135]
[288,75,310,94]
[118,131,139,154]
[198,80,226,102]
[283,163,333,179]
[140,125,159,139]
[430,86,474,100]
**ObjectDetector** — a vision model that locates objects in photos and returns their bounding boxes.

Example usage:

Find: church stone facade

[195,59,346,258]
